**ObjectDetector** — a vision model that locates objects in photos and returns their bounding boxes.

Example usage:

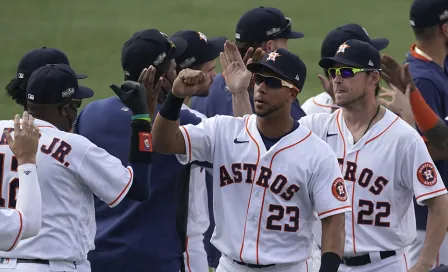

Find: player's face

[253,71,297,118]
[159,60,177,101]
[194,60,216,97]
[331,63,371,108]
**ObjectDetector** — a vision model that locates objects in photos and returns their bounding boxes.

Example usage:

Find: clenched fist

[172,69,207,98]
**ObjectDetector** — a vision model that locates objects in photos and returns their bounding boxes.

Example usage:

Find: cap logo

[153,52,167,66]
[235,33,241,39]
[368,60,374,67]
[336,42,350,54]
[180,57,197,69]
[27,94,35,100]
[266,27,281,36]
[17,73,24,79]
[62,87,75,98]
[295,75,300,81]
[197,32,208,43]
[410,20,415,26]
[124,70,130,76]
[266,50,281,62]
[440,10,448,21]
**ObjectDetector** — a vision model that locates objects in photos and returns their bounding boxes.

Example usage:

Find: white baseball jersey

[299,108,447,255]
[182,104,210,236]
[176,114,351,265]
[301,92,338,115]
[0,119,133,263]
[0,163,40,252]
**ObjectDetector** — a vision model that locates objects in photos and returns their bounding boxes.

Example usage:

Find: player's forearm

[410,88,448,149]
[416,195,448,269]
[320,213,345,257]
[124,119,153,202]
[232,92,253,117]
[152,92,187,155]
[15,163,42,239]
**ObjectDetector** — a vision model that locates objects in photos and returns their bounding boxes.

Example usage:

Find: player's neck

[416,40,447,68]
[342,100,384,142]
[256,112,294,139]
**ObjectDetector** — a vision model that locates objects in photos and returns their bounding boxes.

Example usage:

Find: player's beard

[255,101,286,118]
[335,88,367,109]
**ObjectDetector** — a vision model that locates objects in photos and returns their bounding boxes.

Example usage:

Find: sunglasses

[253,73,299,92]
[328,67,380,79]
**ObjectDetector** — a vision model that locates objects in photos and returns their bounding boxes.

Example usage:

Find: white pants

[0,259,78,271]
[408,230,448,269]
[339,252,409,272]
[184,234,209,272]
[216,255,310,272]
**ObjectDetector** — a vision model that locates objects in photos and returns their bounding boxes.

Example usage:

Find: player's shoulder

[0,120,14,129]
[382,109,422,142]
[302,92,334,115]
[297,124,337,157]
[300,111,336,127]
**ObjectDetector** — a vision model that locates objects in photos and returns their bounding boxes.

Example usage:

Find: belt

[232,259,275,269]
[17,259,50,265]
[342,250,396,267]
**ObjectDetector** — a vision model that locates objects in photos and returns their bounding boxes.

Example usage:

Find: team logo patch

[336,42,350,54]
[417,162,437,186]
[332,177,347,202]
[139,132,152,152]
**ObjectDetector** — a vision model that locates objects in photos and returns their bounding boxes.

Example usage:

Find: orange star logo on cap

[337,42,350,54]
[267,50,281,62]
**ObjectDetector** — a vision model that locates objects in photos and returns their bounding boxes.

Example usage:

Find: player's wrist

[18,163,37,171]
[129,119,152,162]
[319,252,341,272]
[159,91,185,121]
[17,157,37,166]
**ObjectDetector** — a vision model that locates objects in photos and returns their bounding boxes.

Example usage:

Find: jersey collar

[34,119,57,129]
[409,44,432,62]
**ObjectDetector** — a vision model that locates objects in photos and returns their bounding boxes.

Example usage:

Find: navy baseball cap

[235,7,304,43]
[319,39,381,69]
[172,30,226,69]
[321,24,389,58]
[247,48,307,91]
[26,64,94,104]
[121,29,188,81]
[17,47,87,81]
[410,0,448,28]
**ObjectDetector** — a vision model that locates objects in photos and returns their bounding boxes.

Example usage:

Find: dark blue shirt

[74,96,202,272]
[406,45,448,230]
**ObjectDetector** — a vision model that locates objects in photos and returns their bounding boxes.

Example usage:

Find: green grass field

[0,0,415,119]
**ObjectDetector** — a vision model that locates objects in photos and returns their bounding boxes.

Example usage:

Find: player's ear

[60,103,70,117]
[265,40,275,51]
[368,71,381,87]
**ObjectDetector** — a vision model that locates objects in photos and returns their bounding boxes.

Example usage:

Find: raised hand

[138,66,164,119]
[378,84,415,127]
[172,69,207,98]
[3,111,40,165]
[381,54,416,94]
[220,41,254,95]
[110,81,149,115]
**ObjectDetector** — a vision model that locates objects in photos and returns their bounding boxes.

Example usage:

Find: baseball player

[301,23,390,272]
[172,29,226,272]
[301,24,389,115]
[74,29,205,272]
[190,8,307,269]
[152,46,351,272]
[0,63,153,272]
[5,47,86,111]
[0,112,41,251]
[227,40,448,271]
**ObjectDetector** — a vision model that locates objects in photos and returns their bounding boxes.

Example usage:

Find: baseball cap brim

[76,74,88,79]
[203,37,227,62]
[369,38,389,51]
[318,56,364,69]
[247,62,291,83]
[170,36,188,59]
[73,85,94,100]
[285,30,305,39]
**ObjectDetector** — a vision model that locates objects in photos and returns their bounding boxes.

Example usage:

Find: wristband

[320,252,341,272]
[129,119,152,163]
[159,92,185,121]
[132,114,151,123]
